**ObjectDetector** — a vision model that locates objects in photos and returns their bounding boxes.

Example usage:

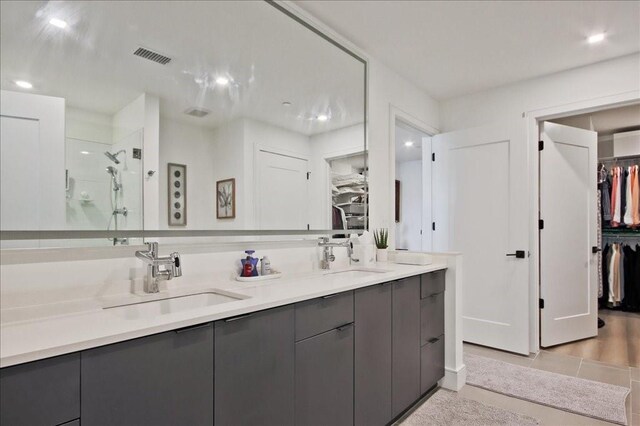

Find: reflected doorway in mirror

[217,178,236,219]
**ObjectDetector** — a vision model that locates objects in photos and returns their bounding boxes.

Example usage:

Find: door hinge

[432,152,435,162]
[538,140,544,151]
[306,172,311,180]
[432,222,436,231]
[307,224,310,230]
[539,219,544,230]
[539,298,545,309]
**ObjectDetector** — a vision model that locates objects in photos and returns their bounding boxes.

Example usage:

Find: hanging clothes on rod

[600,237,640,312]
[599,156,640,229]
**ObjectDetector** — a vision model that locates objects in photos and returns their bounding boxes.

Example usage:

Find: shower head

[104,151,120,164]
[106,165,118,176]
[104,149,125,164]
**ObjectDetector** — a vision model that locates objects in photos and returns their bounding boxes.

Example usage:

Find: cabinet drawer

[295,290,354,341]
[420,291,445,345]
[420,270,445,299]
[420,335,445,394]
[1,353,80,426]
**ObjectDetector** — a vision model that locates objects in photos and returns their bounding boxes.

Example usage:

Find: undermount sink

[323,268,392,277]
[104,291,246,320]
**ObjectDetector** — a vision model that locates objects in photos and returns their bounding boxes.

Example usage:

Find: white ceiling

[551,103,640,135]
[295,1,640,100]
[395,120,426,163]
[0,1,365,135]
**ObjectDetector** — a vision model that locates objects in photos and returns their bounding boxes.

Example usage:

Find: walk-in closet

[546,104,640,367]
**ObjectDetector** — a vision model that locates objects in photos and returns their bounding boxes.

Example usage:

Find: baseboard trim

[441,364,467,391]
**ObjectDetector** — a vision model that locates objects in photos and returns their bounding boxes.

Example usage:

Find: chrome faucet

[135,242,182,293]
[318,237,354,270]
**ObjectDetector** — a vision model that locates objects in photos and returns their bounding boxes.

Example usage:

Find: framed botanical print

[216,178,236,219]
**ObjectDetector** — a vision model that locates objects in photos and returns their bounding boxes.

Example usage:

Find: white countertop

[0,262,447,368]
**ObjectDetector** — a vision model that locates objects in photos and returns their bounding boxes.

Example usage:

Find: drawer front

[420,292,445,345]
[1,353,80,426]
[420,336,445,394]
[420,270,445,299]
[295,290,354,341]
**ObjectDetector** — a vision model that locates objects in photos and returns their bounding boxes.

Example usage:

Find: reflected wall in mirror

[0,1,366,248]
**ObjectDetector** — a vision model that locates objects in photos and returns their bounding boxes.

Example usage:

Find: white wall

[439,53,640,352]
[368,57,440,234]
[395,160,422,250]
[159,118,217,229]
[441,54,640,130]
[66,108,113,145]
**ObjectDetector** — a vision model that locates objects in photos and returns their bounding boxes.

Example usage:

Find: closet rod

[599,154,640,162]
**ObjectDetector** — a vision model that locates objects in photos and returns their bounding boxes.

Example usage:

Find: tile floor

[546,311,640,368]
[460,343,639,425]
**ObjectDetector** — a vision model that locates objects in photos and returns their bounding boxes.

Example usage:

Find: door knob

[506,250,526,259]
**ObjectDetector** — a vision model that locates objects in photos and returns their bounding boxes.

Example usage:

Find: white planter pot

[376,248,389,262]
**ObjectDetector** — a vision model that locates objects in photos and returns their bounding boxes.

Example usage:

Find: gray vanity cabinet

[295,323,355,426]
[81,322,214,426]
[214,305,295,426]
[354,282,393,426]
[391,275,422,418]
[0,353,80,426]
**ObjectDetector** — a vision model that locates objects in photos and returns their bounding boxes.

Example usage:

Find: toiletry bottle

[242,256,253,277]
[261,256,271,275]
[244,250,259,276]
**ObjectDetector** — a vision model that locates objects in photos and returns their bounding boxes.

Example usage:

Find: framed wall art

[216,178,236,219]
[168,163,187,226]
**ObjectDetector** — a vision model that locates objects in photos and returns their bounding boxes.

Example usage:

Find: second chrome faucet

[135,242,182,293]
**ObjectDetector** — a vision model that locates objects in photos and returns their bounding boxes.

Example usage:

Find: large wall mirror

[0,1,367,248]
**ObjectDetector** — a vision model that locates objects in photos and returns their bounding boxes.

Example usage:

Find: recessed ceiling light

[49,18,68,29]
[316,114,329,122]
[215,76,229,86]
[588,33,605,44]
[404,141,414,147]
[15,80,33,89]
[80,151,90,155]
[282,101,292,107]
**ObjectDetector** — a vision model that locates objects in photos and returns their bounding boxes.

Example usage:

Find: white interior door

[433,123,529,354]
[539,122,598,348]
[257,150,309,229]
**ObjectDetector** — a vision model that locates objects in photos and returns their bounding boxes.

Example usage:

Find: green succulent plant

[374,228,389,249]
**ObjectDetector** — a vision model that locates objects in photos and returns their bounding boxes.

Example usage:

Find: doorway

[539,103,640,367]
[393,119,432,251]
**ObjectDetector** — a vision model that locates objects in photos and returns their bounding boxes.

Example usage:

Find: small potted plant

[374,228,389,262]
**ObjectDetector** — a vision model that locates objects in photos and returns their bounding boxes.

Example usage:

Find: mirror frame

[0,1,368,244]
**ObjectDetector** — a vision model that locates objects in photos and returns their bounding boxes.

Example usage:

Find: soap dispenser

[241,250,259,277]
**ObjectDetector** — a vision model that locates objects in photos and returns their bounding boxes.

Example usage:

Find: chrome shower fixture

[104,149,126,164]
[106,165,122,191]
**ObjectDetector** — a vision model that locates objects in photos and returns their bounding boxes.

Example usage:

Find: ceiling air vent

[133,47,172,65]
[184,107,210,118]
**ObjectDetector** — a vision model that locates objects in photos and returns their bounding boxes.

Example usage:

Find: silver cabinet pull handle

[322,293,339,299]
[174,322,212,333]
[224,314,253,322]
[336,323,353,332]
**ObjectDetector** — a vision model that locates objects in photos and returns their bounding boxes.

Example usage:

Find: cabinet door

[0,353,79,426]
[296,324,354,426]
[215,306,295,426]
[421,336,445,394]
[392,275,421,417]
[354,283,392,426]
[81,323,214,426]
